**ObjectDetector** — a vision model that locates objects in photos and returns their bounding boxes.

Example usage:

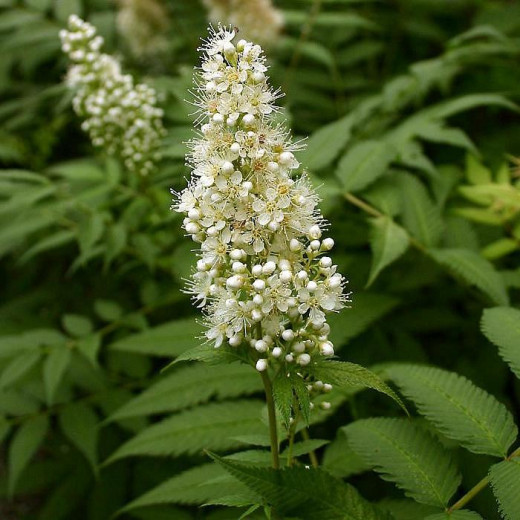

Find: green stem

[448,446,520,512]
[448,475,489,512]
[301,428,319,468]
[260,371,280,470]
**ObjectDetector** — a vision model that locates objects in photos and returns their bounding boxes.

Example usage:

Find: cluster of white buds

[173,27,349,385]
[203,0,283,48]
[116,0,170,59]
[60,15,166,176]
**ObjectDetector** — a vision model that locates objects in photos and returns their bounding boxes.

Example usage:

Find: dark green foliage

[1,1,520,519]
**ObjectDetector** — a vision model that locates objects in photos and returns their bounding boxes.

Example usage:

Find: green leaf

[104,400,265,465]
[489,458,520,520]
[108,363,262,421]
[310,360,406,412]
[397,173,443,247]
[481,307,520,379]
[272,370,294,427]
[322,431,369,478]
[209,453,392,520]
[62,314,93,338]
[386,364,518,457]
[8,415,48,495]
[119,463,250,512]
[43,346,71,405]
[367,216,409,286]
[336,140,396,193]
[0,351,41,389]
[425,511,483,519]
[344,418,460,507]
[94,299,123,322]
[76,334,102,366]
[415,122,477,153]
[54,0,83,22]
[78,213,104,255]
[429,249,509,306]
[59,403,99,474]
[167,342,247,367]
[299,114,354,170]
[109,318,204,357]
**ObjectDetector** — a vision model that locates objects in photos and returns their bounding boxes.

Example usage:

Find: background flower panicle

[203,0,283,48]
[60,15,165,176]
[116,0,170,59]
[173,26,349,402]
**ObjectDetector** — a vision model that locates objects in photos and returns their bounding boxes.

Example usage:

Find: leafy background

[1,0,520,519]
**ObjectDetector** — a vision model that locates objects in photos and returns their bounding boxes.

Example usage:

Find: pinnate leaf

[310,360,406,412]
[489,458,520,520]
[386,364,517,457]
[344,418,460,507]
[429,249,509,306]
[481,307,520,379]
[367,216,409,286]
[8,415,48,495]
[209,452,392,520]
[104,400,265,465]
[108,363,261,421]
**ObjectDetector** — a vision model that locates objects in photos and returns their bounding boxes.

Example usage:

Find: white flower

[173,27,349,384]
[60,15,165,176]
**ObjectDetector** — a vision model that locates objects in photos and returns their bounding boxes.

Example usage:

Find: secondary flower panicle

[202,0,283,48]
[60,15,165,176]
[173,26,350,406]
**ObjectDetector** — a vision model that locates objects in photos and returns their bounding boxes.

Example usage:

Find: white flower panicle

[173,27,349,393]
[116,0,169,59]
[60,15,165,176]
[203,0,283,47]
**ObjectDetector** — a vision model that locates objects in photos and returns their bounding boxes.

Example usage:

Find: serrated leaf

[109,318,204,357]
[397,173,443,247]
[367,216,409,286]
[8,415,48,495]
[43,346,71,405]
[59,403,99,474]
[119,463,251,512]
[108,363,262,421]
[299,114,355,171]
[166,342,247,368]
[323,431,369,478]
[415,122,477,153]
[489,458,520,520]
[336,140,396,192]
[386,364,518,457]
[310,361,406,412]
[104,400,265,465]
[209,453,392,520]
[429,248,509,306]
[272,370,293,427]
[481,307,520,379]
[345,418,460,507]
[0,350,41,389]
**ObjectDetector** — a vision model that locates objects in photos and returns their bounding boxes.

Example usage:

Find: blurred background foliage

[0,0,519,518]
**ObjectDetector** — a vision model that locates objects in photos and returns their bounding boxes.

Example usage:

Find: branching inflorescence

[173,26,349,407]
[60,15,165,176]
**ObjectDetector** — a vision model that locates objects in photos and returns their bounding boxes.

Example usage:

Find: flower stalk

[173,26,349,462]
